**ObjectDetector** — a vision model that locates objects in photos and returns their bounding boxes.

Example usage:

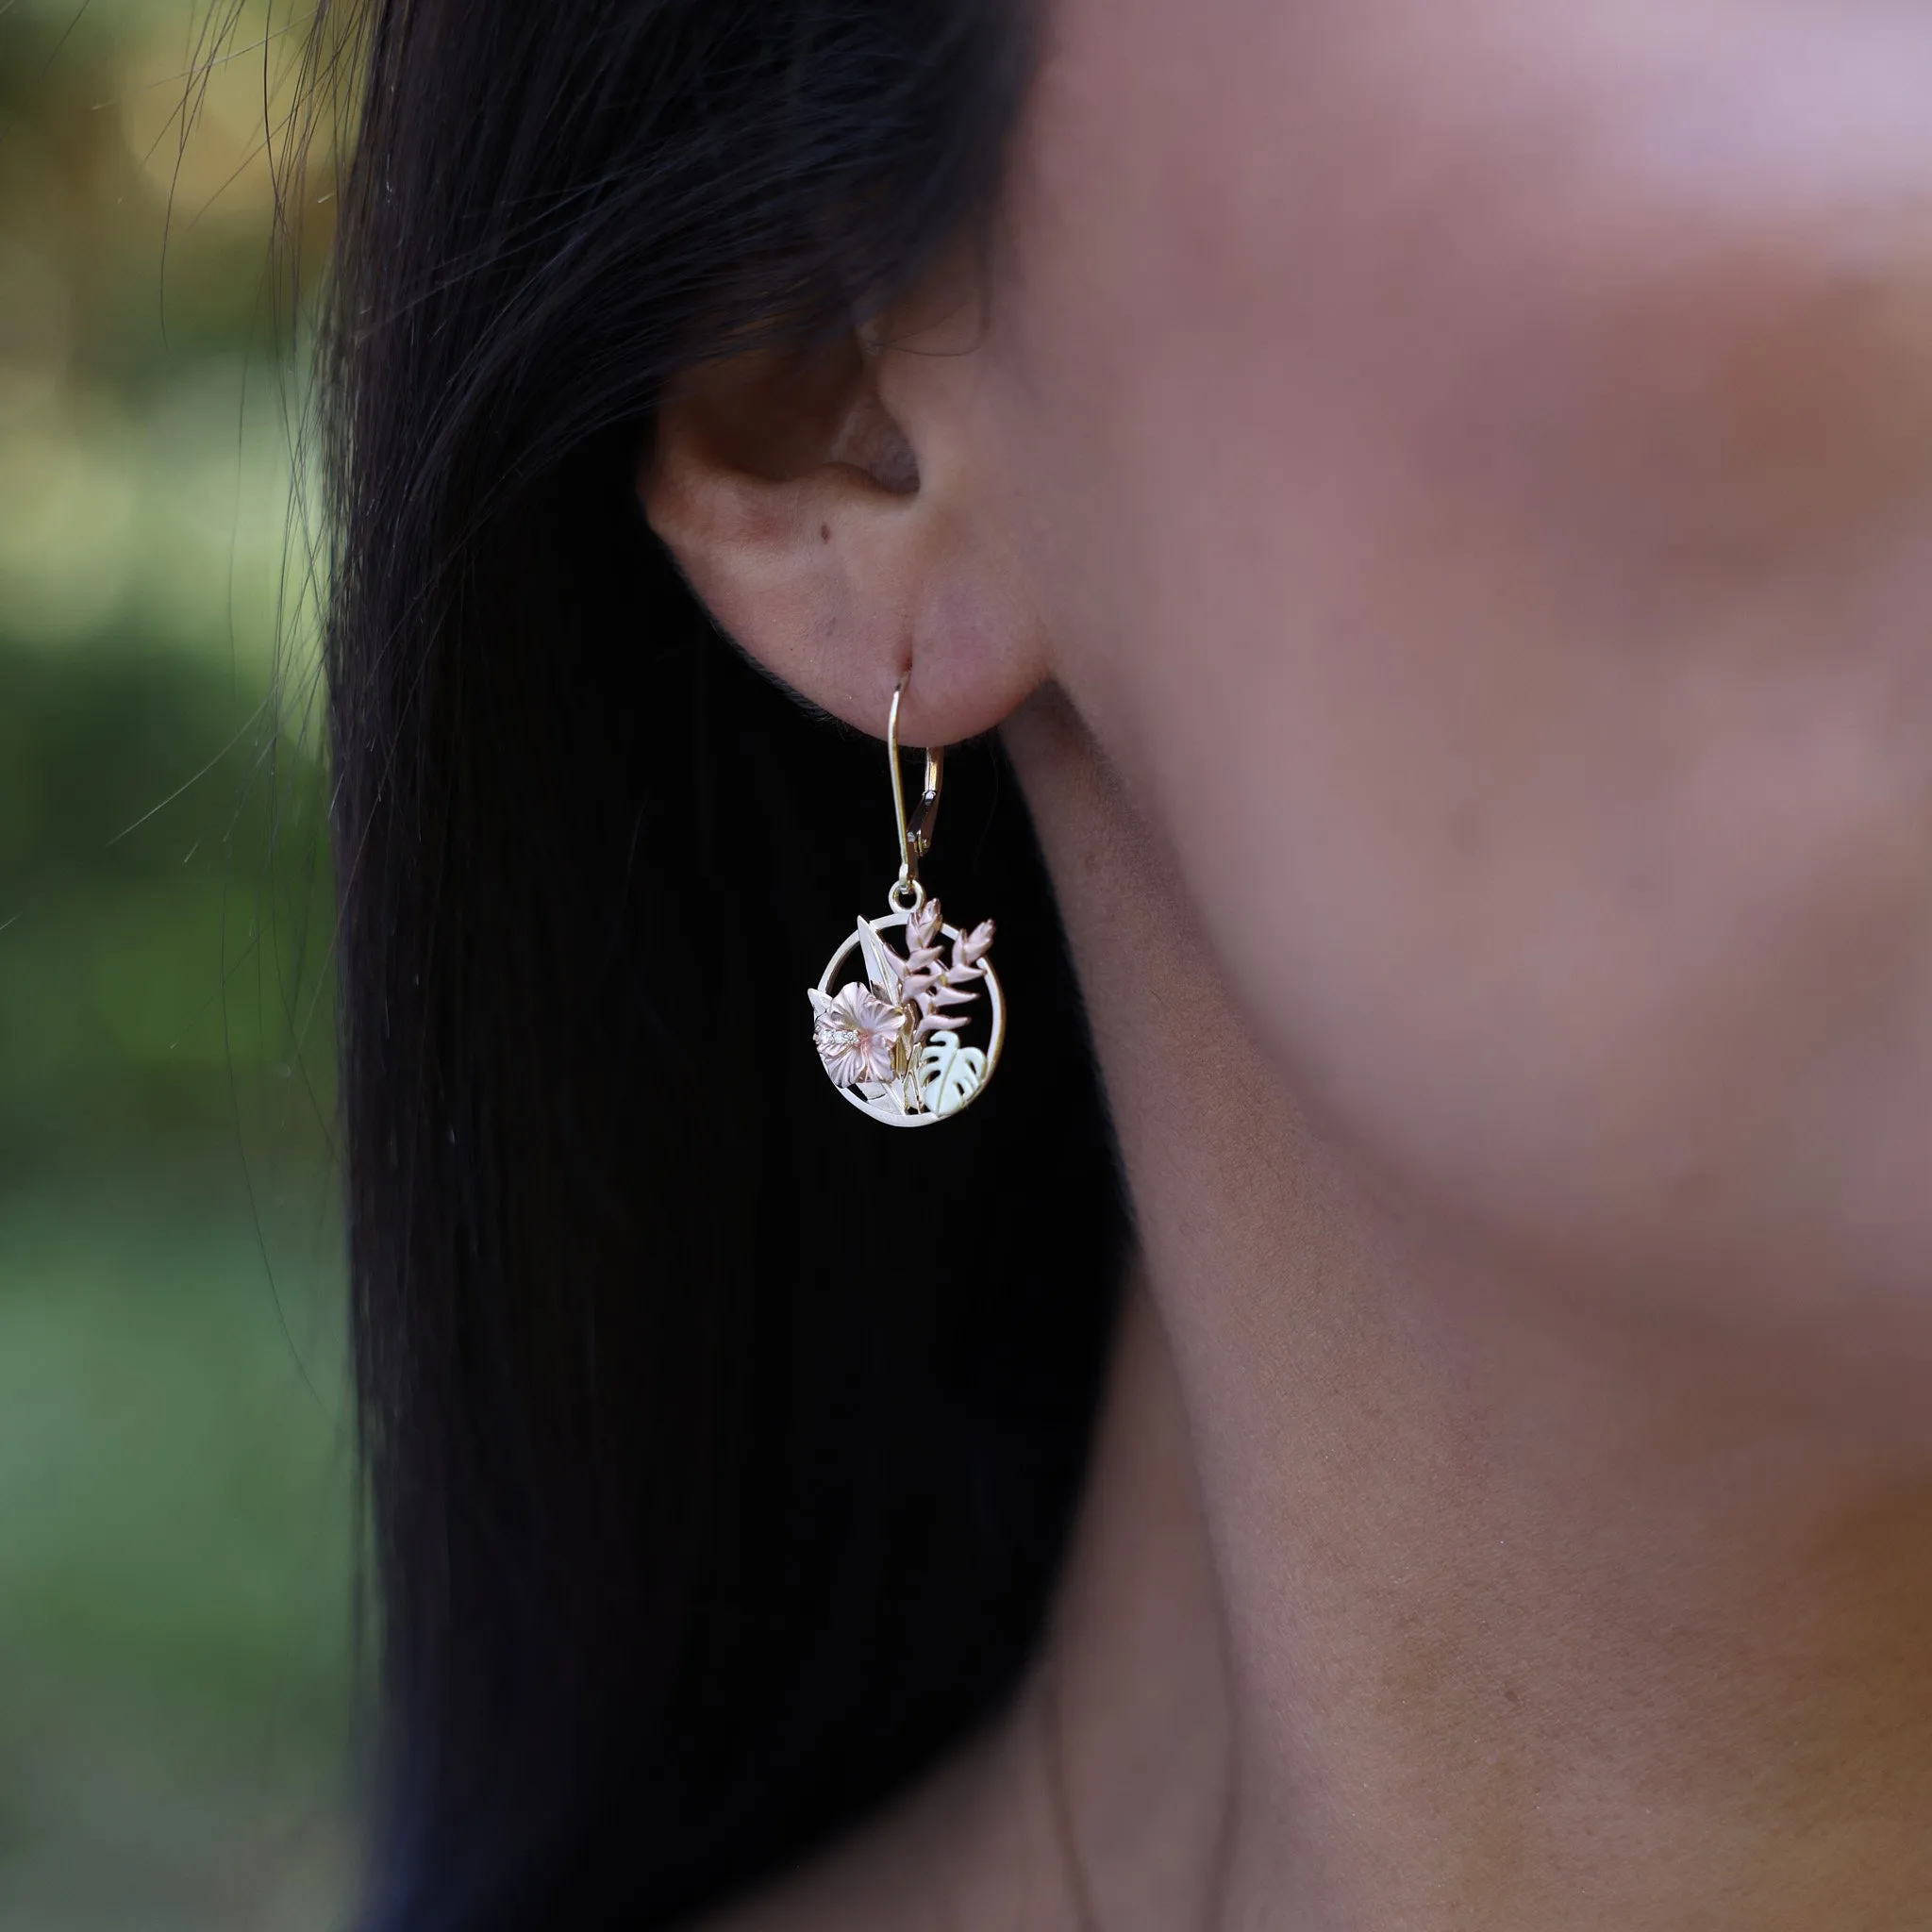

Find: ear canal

[828,386,919,495]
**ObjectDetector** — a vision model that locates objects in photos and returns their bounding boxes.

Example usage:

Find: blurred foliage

[0,3,356,1926]
[0,0,339,1163]
[0,0,334,657]
[0,1179,352,1932]
[0,632,335,1168]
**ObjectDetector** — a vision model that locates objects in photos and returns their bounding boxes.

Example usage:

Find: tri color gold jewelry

[807,682,1005,1125]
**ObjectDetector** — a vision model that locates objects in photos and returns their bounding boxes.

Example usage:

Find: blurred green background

[0,3,356,1927]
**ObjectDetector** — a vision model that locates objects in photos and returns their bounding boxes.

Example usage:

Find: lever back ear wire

[887,678,944,907]
[805,676,1005,1125]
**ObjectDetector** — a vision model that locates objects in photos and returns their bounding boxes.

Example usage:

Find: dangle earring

[807,682,1005,1125]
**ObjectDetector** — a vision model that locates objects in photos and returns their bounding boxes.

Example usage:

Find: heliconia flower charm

[808,893,1005,1126]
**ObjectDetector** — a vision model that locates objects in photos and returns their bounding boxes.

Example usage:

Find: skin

[645,1,1932,1924]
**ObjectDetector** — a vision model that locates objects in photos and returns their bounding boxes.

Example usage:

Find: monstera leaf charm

[918,1032,987,1116]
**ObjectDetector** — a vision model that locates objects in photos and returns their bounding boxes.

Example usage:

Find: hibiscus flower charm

[806,684,1006,1127]
[808,980,906,1089]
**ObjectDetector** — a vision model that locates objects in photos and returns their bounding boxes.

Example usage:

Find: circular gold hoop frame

[815,910,1006,1128]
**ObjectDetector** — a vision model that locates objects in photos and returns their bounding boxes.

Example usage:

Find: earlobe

[640,327,1042,746]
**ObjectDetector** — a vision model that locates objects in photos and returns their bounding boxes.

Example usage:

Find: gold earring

[807,681,1004,1125]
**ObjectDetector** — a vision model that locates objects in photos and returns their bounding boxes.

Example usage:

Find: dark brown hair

[317,3,1125,1924]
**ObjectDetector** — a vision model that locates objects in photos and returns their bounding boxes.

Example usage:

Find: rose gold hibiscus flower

[808,981,906,1087]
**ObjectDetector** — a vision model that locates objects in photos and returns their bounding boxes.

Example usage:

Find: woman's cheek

[1002,0,1932,1312]
[1318,187,1932,1304]
[1461,196,1932,589]
[1224,53,1932,1293]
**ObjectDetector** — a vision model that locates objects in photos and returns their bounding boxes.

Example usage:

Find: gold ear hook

[888,679,944,886]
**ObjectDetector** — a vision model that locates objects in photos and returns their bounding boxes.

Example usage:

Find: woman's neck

[1000,685,1932,1931]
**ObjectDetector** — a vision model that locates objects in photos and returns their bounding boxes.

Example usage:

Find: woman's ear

[641,317,1042,746]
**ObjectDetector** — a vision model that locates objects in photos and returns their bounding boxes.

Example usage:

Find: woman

[318,0,1932,1924]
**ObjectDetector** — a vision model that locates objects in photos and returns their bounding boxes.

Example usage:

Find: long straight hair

[314,4,1126,1924]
